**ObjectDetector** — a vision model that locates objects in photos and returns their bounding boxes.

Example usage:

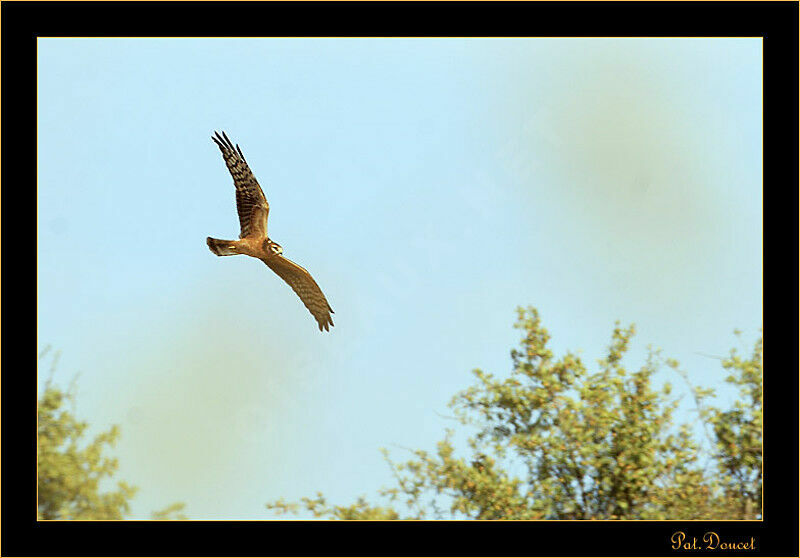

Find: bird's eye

[271,243,283,255]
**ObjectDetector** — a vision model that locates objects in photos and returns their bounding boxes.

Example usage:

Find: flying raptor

[207,131,334,331]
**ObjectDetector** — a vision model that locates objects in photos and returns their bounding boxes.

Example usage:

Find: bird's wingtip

[212,130,230,147]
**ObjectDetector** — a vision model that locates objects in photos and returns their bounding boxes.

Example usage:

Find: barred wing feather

[261,255,334,332]
[212,131,269,239]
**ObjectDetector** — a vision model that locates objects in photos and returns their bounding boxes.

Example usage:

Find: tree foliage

[150,502,188,520]
[37,381,137,519]
[671,330,762,520]
[266,307,762,520]
[37,348,187,520]
[267,493,400,520]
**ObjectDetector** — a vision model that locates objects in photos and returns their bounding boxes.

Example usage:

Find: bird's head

[265,239,283,256]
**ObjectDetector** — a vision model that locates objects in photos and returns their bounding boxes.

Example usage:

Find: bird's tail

[207,237,241,256]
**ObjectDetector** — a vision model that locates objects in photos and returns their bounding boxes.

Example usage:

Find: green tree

[37,381,137,519]
[150,502,188,520]
[670,330,762,520]
[37,348,186,520]
[266,307,762,520]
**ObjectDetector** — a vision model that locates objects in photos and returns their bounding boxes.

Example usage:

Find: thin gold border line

[34,35,765,523]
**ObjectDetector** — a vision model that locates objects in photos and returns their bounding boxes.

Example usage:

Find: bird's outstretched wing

[212,131,269,239]
[261,255,334,331]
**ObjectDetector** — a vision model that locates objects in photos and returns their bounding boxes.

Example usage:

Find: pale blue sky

[37,38,761,519]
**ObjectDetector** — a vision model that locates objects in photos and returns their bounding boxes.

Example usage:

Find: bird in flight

[207,131,334,331]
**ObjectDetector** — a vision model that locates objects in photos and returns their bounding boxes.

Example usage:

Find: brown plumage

[207,131,334,331]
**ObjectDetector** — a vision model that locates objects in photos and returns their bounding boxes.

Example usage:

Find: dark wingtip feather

[318,315,334,332]
[221,131,236,151]
[212,131,247,161]
[212,131,226,151]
